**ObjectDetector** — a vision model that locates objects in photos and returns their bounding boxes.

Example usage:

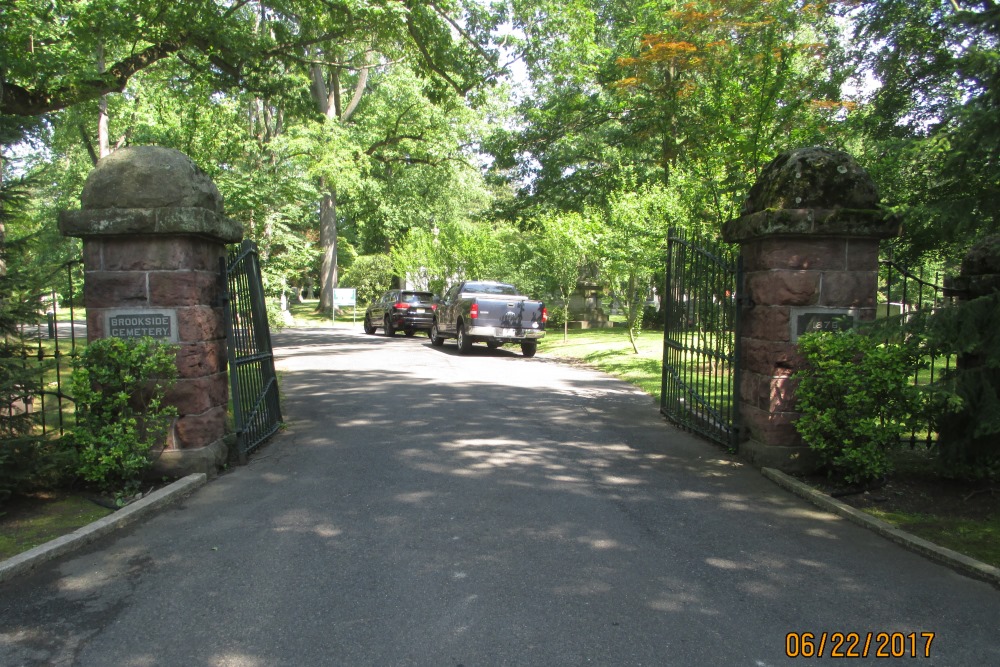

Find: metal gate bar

[222,240,282,462]
[660,229,742,449]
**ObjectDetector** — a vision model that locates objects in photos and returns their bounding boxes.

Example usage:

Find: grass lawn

[0,492,112,560]
[286,300,363,328]
[538,325,664,396]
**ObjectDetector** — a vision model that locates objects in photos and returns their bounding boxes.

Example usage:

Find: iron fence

[878,255,956,447]
[660,229,742,449]
[1,261,83,439]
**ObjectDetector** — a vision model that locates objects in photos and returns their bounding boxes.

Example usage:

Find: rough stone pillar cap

[721,146,899,243]
[59,146,243,243]
[947,234,1000,297]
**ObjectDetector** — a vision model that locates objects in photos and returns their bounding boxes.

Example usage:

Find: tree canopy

[2,0,998,310]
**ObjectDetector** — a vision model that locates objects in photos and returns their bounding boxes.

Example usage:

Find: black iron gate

[2,260,83,439]
[660,229,742,449]
[222,239,282,462]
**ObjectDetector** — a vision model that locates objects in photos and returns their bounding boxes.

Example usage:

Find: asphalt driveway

[1,326,997,666]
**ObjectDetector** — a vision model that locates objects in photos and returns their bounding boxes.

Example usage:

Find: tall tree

[848,0,1000,264]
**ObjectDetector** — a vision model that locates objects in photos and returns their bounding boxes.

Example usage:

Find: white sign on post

[332,288,357,327]
[332,289,357,306]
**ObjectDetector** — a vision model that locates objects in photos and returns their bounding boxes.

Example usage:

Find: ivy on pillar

[721,147,899,473]
[59,146,243,479]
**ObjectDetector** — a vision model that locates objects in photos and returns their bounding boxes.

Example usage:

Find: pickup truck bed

[430,281,547,357]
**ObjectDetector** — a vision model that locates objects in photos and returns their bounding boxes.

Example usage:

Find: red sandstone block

[738,371,771,411]
[845,239,880,272]
[84,272,148,308]
[171,406,227,450]
[101,238,224,272]
[148,271,220,307]
[769,375,801,412]
[743,238,847,272]
[86,310,106,341]
[819,271,877,307]
[742,338,805,376]
[747,270,820,306]
[742,305,791,342]
[165,373,228,415]
[177,306,225,342]
[82,240,103,271]
[174,341,226,379]
[741,405,803,448]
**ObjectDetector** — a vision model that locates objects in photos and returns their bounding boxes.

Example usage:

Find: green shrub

[0,180,77,505]
[794,330,920,485]
[340,254,394,306]
[67,337,178,500]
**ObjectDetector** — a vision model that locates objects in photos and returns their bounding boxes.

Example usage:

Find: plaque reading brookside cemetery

[790,308,857,342]
[105,309,178,342]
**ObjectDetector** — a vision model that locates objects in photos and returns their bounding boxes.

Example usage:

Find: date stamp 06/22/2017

[785,632,935,659]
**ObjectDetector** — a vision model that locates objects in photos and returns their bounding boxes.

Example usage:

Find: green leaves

[67,337,178,498]
[794,330,921,485]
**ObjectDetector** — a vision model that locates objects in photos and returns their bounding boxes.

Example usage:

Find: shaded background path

[1,326,997,665]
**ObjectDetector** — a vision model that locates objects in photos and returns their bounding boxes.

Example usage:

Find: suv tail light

[393,302,410,310]
[469,303,479,319]
[541,307,548,323]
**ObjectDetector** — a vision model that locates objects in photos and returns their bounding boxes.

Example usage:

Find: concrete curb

[762,467,1000,589]
[0,473,207,585]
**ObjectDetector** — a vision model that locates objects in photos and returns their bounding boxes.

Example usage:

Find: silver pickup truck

[429,280,547,357]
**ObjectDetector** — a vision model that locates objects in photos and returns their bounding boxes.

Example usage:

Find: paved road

[1,326,998,666]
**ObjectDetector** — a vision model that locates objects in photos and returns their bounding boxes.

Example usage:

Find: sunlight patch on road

[646,591,708,613]
[210,654,268,667]
[673,490,711,500]
[395,491,437,504]
[600,474,645,486]
[705,557,753,570]
[576,534,623,550]
[271,509,343,539]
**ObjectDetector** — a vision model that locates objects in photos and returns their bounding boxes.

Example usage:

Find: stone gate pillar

[59,146,243,478]
[939,235,1000,462]
[721,147,899,473]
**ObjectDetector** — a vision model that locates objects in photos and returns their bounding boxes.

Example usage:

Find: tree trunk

[98,43,110,158]
[318,180,338,312]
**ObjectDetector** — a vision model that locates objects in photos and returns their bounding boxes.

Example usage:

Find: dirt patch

[795,451,1000,569]
[799,463,999,523]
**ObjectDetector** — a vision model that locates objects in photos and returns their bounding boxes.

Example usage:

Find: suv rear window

[401,291,434,303]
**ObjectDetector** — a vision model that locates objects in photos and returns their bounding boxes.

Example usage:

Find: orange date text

[785,631,935,658]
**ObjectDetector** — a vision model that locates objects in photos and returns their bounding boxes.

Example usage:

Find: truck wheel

[521,340,537,358]
[384,316,396,337]
[457,323,472,354]
[363,315,376,335]
[430,323,445,347]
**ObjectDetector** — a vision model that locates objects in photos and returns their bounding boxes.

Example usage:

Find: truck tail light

[541,307,548,323]
[469,303,479,319]
[431,304,437,311]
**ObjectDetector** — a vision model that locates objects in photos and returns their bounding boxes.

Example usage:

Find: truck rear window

[463,282,519,296]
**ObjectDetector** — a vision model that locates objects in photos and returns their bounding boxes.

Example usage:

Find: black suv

[364,290,437,337]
